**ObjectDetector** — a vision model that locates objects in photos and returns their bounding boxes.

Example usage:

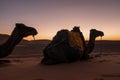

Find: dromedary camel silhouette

[0,23,37,58]
[41,26,104,65]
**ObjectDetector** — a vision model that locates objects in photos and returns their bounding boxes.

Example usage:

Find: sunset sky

[0,0,120,40]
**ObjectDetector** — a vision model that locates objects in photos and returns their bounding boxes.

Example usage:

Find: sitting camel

[41,26,104,65]
[0,23,37,58]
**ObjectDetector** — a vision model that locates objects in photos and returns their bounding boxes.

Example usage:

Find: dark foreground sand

[0,40,120,80]
[0,52,120,80]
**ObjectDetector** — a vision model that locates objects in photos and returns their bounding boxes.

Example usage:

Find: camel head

[90,29,104,38]
[15,23,38,38]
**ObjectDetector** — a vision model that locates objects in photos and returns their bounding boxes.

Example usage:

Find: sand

[0,40,120,80]
[0,52,120,80]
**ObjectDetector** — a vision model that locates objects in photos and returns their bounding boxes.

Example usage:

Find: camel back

[45,29,84,51]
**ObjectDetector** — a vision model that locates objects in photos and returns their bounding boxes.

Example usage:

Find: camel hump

[45,28,84,50]
[45,29,69,49]
[45,27,85,51]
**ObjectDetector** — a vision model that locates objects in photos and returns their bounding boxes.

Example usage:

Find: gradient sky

[0,0,120,40]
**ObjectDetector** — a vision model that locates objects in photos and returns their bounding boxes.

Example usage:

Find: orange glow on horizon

[24,34,120,41]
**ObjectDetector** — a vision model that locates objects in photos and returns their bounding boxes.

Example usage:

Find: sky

[0,0,120,40]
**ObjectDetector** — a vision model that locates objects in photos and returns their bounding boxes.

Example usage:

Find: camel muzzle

[100,32,104,37]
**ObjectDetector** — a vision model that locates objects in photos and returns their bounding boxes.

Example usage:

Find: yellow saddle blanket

[68,31,84,51]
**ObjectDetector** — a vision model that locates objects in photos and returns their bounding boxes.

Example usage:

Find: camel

[41,26,104,65]
[0,23,37,58]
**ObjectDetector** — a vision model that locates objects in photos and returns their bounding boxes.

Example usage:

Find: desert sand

[0,40,120,80]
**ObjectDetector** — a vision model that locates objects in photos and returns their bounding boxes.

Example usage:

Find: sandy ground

[0,52,120,80]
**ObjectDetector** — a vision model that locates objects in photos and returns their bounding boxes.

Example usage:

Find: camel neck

[89,34,95,44]
[85,33,96,54]
[3,32,23,51]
